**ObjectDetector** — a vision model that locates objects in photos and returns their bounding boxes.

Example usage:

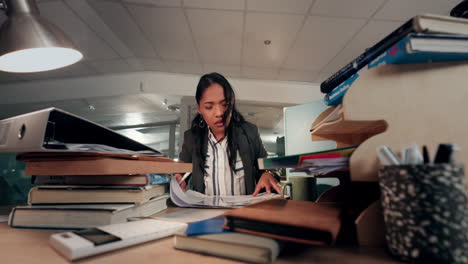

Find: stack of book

[321,14,468,106]
[8,152,191,229]
[174,199,342,263]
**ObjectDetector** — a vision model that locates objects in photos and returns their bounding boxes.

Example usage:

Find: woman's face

[197,83,231,136]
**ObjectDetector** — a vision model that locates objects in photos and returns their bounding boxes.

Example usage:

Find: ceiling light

[0,0,83,73]
[167,104,180,112]
[264,40,271,45]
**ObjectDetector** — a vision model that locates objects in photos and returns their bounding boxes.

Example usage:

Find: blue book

[185,218,230,236]
[325,33,468,106]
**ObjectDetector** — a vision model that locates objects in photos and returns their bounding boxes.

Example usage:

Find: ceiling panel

[284,16,366,72]
[126,58,168,71]
[88,0,158,59]
[0,1,459,87]
[88,59,133,74]
[124,0,182,7]
[310,0,386,18]
[243,13,304,68]
[319,19,403,79]
[187,9,243,65]
[241,66,279,80]
[374,0,462,21]
[66,0,133,58]
[247,0,314,14]
[183,0,245,10]
[278,69,317,82]
[38,1,118,61]
[203,64,241,78]
[128,5,199,62]
[165,61,204,74]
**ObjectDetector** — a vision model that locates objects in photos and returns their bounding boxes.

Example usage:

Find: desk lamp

[0,0,82,73]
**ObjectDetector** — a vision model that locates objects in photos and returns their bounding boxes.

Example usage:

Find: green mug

[281,176,317,201]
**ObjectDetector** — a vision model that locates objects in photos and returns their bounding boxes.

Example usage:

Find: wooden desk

[0,208,402,264]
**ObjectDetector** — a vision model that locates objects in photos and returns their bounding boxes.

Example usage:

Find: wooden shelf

[311,113,387,148]
[311,61,468,182]
[310,61,468,247]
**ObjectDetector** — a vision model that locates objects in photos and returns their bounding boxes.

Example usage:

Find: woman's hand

[252,171,281,196]
[175,173,187,192]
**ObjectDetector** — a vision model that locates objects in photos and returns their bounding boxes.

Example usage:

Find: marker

[434,144,457,163]
[422,145,430,164]
[376,146,401,166]
[407,144,423,165]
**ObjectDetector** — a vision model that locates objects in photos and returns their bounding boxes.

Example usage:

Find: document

[154,209,225,223]
[290,157,349,175]
[170,177,280,208]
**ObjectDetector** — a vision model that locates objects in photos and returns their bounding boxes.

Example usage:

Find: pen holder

[378,164,468,264]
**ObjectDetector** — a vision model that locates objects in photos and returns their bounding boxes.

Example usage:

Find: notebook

[223,199,341,246]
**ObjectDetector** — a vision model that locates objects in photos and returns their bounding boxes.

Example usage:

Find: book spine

[325,36,411,106]
[324,73,361,106]
[320,19,414,94]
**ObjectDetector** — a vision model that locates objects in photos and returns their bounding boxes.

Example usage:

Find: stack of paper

[169,177,280,208]
[291,157,349,175]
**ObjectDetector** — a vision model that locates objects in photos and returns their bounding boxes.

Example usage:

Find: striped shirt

[204,129,245,195]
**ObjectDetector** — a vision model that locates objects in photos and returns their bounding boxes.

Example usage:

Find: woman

[176,72,280,196]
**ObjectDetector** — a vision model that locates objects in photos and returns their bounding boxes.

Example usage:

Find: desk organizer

[378,164,468,263]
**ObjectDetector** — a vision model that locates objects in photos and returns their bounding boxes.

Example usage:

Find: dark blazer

[179,121,267,194]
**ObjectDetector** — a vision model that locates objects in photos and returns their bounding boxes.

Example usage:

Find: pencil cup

[378,164,468,264]
[280,176,317,201]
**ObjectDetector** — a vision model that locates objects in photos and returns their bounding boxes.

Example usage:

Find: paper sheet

[154,208,225,223]
[170,177,281,208]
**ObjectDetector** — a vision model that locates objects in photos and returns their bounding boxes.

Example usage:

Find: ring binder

[0,108,161,154]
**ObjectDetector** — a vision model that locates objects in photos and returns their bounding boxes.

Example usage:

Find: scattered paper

[154,208,225,223]
[310,105,343,132]
[44,143,160,156]
[170,177,280,208]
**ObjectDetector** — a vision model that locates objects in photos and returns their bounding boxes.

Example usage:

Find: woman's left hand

[252,171,281,196]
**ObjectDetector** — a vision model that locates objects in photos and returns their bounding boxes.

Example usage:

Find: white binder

[0,108,160,154]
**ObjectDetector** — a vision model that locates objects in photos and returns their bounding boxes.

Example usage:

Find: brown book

[9,194,170,229]
[23,157,192,175]
[17,152,175,162]
[174,233,281,264]
[223,199,341,246]
[32,174,152,186]
[27,184,168,204]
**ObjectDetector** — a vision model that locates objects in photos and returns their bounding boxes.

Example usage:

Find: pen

[422,145,430,163]
[434,144,454,163]
[178,172,191,184]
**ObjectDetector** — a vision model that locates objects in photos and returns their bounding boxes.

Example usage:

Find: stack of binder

[0,108,191,229]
